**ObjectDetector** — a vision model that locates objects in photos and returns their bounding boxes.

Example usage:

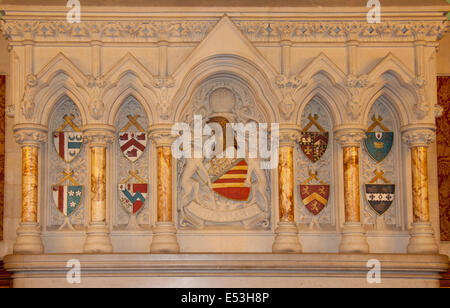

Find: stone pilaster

[401,124,438,254]
[272,124,302,253]
[13,123,47,254]
[148,124,180,253]
[335,125,370,253]
[82,124,115,253]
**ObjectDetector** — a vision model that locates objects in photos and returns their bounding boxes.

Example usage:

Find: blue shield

[364,132,393,163]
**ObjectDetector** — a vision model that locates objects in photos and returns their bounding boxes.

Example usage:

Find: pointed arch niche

[295,96,337,235]
[112,96,151,231]
[361,96,407,235]
[43,96,87,232]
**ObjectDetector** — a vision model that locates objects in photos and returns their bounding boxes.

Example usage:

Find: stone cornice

[0,17,446,43]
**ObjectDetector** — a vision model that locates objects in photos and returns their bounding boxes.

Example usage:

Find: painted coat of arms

[118,183,148,215]
[118,115,147,163]
[299,114,329,163]
[52,115,83,163]
[52,184,83,217]
[299,171,330,216]
[364,116,393,163]
[365,170,395,216]
[210,158,251,202]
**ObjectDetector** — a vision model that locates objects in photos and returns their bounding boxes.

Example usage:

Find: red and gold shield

[211,159,251,201]
[299,132,329,163]
[299,184,330,216]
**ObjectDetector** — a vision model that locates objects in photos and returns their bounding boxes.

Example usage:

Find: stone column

[335,125,369,253]
[83,124,115,253]
[149,124,180,253]
[402,125,438,254]
[272,125,302,253]
[13,124,47,254]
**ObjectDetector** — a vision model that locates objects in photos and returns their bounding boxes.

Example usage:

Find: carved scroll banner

[0,76,5,241]
[437,76,450,241]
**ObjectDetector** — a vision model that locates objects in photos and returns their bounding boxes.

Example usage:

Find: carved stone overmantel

[401,124,436,148]
[334,125,366,148]
[13,123,48,147]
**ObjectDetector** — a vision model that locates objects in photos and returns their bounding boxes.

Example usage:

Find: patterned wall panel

[437,76,450,242]
[0,76,4,241]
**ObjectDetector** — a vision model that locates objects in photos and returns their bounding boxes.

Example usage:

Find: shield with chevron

[118,183,148,215]
[299,184,330,216]
[118,132,147,163]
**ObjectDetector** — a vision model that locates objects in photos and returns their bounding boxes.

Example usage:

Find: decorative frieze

[0,19,217,43]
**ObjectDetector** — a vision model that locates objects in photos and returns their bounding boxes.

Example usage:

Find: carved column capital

[334,125,366,148]
[278,124,301,147]
[13,123,48,147]
[148,123,177,147]
[82,124,115,147]
[401,124,436,148]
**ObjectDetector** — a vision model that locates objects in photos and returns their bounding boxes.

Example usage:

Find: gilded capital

[334,125,366,148]
[401,124,436,148]
[149,123,178,147]
[13,123,48,147]
[82,124,115,147]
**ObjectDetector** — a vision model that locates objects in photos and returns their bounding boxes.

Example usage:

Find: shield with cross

[52,115,83,163]
[298,114,329,163]
[118,115,147,163]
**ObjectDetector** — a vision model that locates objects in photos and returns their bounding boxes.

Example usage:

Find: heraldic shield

[118,183,148,215]
[211,159,251,201]
[118,132,147,163]
[299,132,329,163]
[52,185,83,217]
[53,131,83,163]
[365,184,395,215]
[364,132,393,163]
[299,184,330,216]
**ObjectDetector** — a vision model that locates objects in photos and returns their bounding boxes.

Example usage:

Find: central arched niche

[176,75,274,230]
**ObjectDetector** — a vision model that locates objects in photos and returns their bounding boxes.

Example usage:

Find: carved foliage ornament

[276,75,302,120]
[401,128,436,148]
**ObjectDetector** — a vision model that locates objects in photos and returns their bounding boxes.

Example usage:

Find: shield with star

[365,184,395,215]
[118,131,147,163]
[299,132,329,163]
[299,184,330,216]
[53,131,83,163]
[118,183,148,215]
[52,185,83,217]
[364,132,394,163]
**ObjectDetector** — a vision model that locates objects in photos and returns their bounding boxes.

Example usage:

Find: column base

[272,222,302,253]
[407,222,438,254]
[339,222,369,254]
[150,222,180,253]
[83,222,113,253]
[13,222,44,254]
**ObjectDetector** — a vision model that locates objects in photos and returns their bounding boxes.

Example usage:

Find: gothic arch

[172,54,280,123]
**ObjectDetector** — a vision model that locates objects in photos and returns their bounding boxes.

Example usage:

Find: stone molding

[401,124,436,148]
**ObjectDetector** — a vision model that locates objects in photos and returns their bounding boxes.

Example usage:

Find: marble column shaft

[90,146,107,223]
[278,146,295,223]
[343,146,361,223]
[411,146,430,223]
[156,146,173,222]
[21,146,39,223]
